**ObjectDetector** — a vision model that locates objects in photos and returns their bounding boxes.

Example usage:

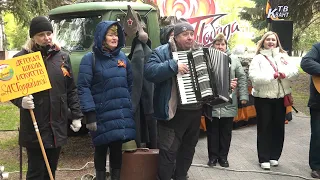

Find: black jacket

[11,46,83,148]
[301,43,320,109]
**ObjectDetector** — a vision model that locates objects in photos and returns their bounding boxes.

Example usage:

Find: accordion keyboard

[173,51,198,104]
[173,48,231,106]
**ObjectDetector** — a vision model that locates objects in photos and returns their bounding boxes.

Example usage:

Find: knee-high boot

[95,171,106,180]
[110,168,121,180]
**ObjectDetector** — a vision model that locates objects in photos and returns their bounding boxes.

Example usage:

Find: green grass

[0,134,18,149]
[0,102,19,130]
[0,134,27,172]
[0,156,27,173]
[0,103,24,172]
[298,66,306,74]
[291,72,310,115]
[292,91,309,115]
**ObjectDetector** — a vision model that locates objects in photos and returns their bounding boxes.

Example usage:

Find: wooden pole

[29,109,54,180]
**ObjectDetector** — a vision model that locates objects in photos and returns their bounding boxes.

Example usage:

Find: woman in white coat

[249,31,298,170]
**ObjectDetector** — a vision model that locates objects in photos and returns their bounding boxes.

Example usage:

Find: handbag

[279,81,293,107]
[283,93,294,107]
[263,55,293,107]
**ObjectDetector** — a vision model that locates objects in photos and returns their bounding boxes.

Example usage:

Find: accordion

[173,47,231,106]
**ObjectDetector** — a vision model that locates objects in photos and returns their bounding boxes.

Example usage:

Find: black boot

[110,168,121,180]
[95,171,106,180]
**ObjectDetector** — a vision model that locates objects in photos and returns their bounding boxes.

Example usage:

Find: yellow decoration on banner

[0,51,52,102]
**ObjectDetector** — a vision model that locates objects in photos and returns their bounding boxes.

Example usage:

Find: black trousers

[205,116,234,160]
[26,147,61,180]
[156,108,202,180]
[254,97,286,163]
[94,141,123,171]
[310,108,320,170]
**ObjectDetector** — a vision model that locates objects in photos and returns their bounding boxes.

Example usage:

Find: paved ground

[188,111,315,180]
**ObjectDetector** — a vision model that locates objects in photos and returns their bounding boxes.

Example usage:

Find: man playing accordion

[145,21,237,180]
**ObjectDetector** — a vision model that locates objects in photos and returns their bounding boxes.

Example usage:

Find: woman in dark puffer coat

[77,21,135,180]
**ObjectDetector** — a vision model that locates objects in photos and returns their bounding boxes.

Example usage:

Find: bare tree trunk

[300,51,304,57]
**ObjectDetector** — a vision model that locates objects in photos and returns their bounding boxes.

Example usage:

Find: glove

[273,72,279,79]
[70,119,82,132]
[279,72,286,79]
[21,95,34,109]
[86,122,97,131]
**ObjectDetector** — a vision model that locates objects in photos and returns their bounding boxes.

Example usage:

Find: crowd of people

[10,15,320,180]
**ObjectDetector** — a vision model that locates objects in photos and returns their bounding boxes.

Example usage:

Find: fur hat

[123,5,139,37]
[174,22,194,37]
[29,16,53,38]
[123,5,149,43]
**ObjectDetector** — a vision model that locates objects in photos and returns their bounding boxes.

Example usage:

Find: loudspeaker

[270,20,293,56]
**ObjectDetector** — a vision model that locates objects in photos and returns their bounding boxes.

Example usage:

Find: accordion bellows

[173,47,232,106]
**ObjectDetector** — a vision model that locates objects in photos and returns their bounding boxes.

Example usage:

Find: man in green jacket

[206,33,249,167]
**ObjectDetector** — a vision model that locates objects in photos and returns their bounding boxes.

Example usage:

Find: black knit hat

[174,22,194,37]
[29,16,53,38]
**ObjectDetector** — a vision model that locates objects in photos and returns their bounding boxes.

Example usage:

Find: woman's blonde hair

[255,31,286,55]
[22,38,36,53]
